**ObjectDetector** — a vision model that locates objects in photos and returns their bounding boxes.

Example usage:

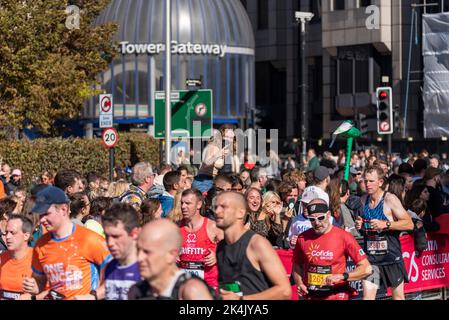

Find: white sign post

[99,94,113,128]
[102,127,118,181]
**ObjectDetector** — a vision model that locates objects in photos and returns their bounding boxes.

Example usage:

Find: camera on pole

[376,87,393,135]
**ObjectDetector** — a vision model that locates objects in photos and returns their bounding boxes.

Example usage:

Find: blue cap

[32,186,70,214]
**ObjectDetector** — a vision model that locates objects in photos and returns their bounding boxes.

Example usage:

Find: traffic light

[376,87,393,135]
[358,113,368,137]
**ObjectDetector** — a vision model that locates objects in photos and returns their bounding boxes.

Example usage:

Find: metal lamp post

[165,0,172,164]
[295,11,314,167]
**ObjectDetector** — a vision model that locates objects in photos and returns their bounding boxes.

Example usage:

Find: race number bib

[0,290,21,300]
[178,261,205,279]
[307,265,332,292]
[366,235,388,255]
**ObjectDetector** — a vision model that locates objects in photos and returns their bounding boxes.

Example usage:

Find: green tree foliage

[0,133,160,186]
[0,0,117,135]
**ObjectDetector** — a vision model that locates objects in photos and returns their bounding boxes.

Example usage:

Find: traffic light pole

[388,134,392,154]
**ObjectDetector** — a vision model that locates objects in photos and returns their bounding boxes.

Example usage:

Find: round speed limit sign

[102,128,118,148]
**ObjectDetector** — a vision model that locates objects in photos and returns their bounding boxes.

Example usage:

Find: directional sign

[99,94,113,128]
[102,128,118,148]
[154,90,213,139]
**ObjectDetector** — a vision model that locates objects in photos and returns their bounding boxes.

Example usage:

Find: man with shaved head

[215,191,291,300]
[128,219,214,300]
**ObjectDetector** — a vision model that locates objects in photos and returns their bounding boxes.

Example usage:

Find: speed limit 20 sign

[102,128,118,148]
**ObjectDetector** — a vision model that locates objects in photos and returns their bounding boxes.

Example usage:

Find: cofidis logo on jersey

[306,244,334,263]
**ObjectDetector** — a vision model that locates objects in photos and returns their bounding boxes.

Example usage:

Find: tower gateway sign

[119,41,227,58]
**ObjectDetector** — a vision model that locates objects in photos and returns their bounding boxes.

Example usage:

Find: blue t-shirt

[104,259,141,300]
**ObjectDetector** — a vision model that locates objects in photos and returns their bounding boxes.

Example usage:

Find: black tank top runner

[362,193,404,266]
[217,230,271,295]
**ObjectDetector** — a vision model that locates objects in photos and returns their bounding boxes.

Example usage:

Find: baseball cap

[11,169,21,176]
[423,167,443,181]
[307,203,329,215]
[314,166,330,181]
[301,186,330,206]
[32,186,70,214]
[350,167,361,175]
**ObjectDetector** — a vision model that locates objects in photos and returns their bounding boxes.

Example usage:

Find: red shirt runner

[293,226,366,300]
[179,217,219,289]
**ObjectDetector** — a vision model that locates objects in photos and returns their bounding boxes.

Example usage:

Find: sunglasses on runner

[308,214,327,223]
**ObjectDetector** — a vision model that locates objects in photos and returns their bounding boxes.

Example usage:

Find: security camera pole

[295,11,314,167]
[165,0,172,164]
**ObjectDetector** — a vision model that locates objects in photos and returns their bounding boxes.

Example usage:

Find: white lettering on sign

[43,263,83,290]
[119,41,227,58]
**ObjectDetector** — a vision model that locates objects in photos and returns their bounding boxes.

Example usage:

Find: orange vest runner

[32,224,111,300]
[0,247,33,300]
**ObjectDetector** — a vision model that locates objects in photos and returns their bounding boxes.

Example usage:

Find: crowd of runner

[0,126,448,300]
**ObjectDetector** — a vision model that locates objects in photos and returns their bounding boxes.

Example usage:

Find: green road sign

[154,90,213,139]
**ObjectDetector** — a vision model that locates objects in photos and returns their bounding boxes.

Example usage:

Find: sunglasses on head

[307,214,327,222]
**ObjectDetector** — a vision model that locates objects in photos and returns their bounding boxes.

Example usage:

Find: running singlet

[217,230,271,296]
[293,226,366,300]
[0,247,33,300]
[32,224,112,300]
[362,194,403,265]
[104,259,140,300]
[179,217,218,289]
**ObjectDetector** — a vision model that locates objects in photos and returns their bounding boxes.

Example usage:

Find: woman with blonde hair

[192,124,239,193]
[107,179,130,199]
[167,191,183,225]
[247,191,283,246]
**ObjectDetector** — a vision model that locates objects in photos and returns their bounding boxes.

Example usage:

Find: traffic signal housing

[376,87,393,135]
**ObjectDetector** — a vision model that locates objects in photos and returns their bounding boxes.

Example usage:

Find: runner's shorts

[365,261,409,288]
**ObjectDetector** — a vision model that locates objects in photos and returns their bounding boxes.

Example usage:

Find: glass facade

[84,0,255,125]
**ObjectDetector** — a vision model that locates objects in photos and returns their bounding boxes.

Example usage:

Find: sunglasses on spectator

[308,214,327,222]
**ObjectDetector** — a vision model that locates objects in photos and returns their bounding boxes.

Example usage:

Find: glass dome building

[83,0,255,134]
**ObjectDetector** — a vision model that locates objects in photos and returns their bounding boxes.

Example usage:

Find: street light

[295,11,314,167]
[165,0,172,164]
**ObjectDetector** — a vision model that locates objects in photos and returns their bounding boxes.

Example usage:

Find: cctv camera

[295,11,314,22]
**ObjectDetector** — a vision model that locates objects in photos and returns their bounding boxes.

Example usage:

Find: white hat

[300,186,329,206]
[11,169,22,176]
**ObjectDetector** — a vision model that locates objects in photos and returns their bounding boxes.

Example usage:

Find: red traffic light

[378,90,388,100]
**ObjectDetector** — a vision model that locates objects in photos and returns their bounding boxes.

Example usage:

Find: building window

[309,0,322,23]
[339,59,353,94]
[258,0,269,29]
[426,1,449,13]
[357,0,372,8]
[332,0,345,11]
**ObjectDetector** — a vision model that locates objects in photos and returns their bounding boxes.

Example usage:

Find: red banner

[276,249,299,300]
[400,233,449,294]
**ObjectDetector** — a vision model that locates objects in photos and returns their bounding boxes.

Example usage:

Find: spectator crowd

[0,126,448,300]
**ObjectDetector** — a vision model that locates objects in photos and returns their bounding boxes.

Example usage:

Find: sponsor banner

[400,233,449,294]
[275,249,299,301]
